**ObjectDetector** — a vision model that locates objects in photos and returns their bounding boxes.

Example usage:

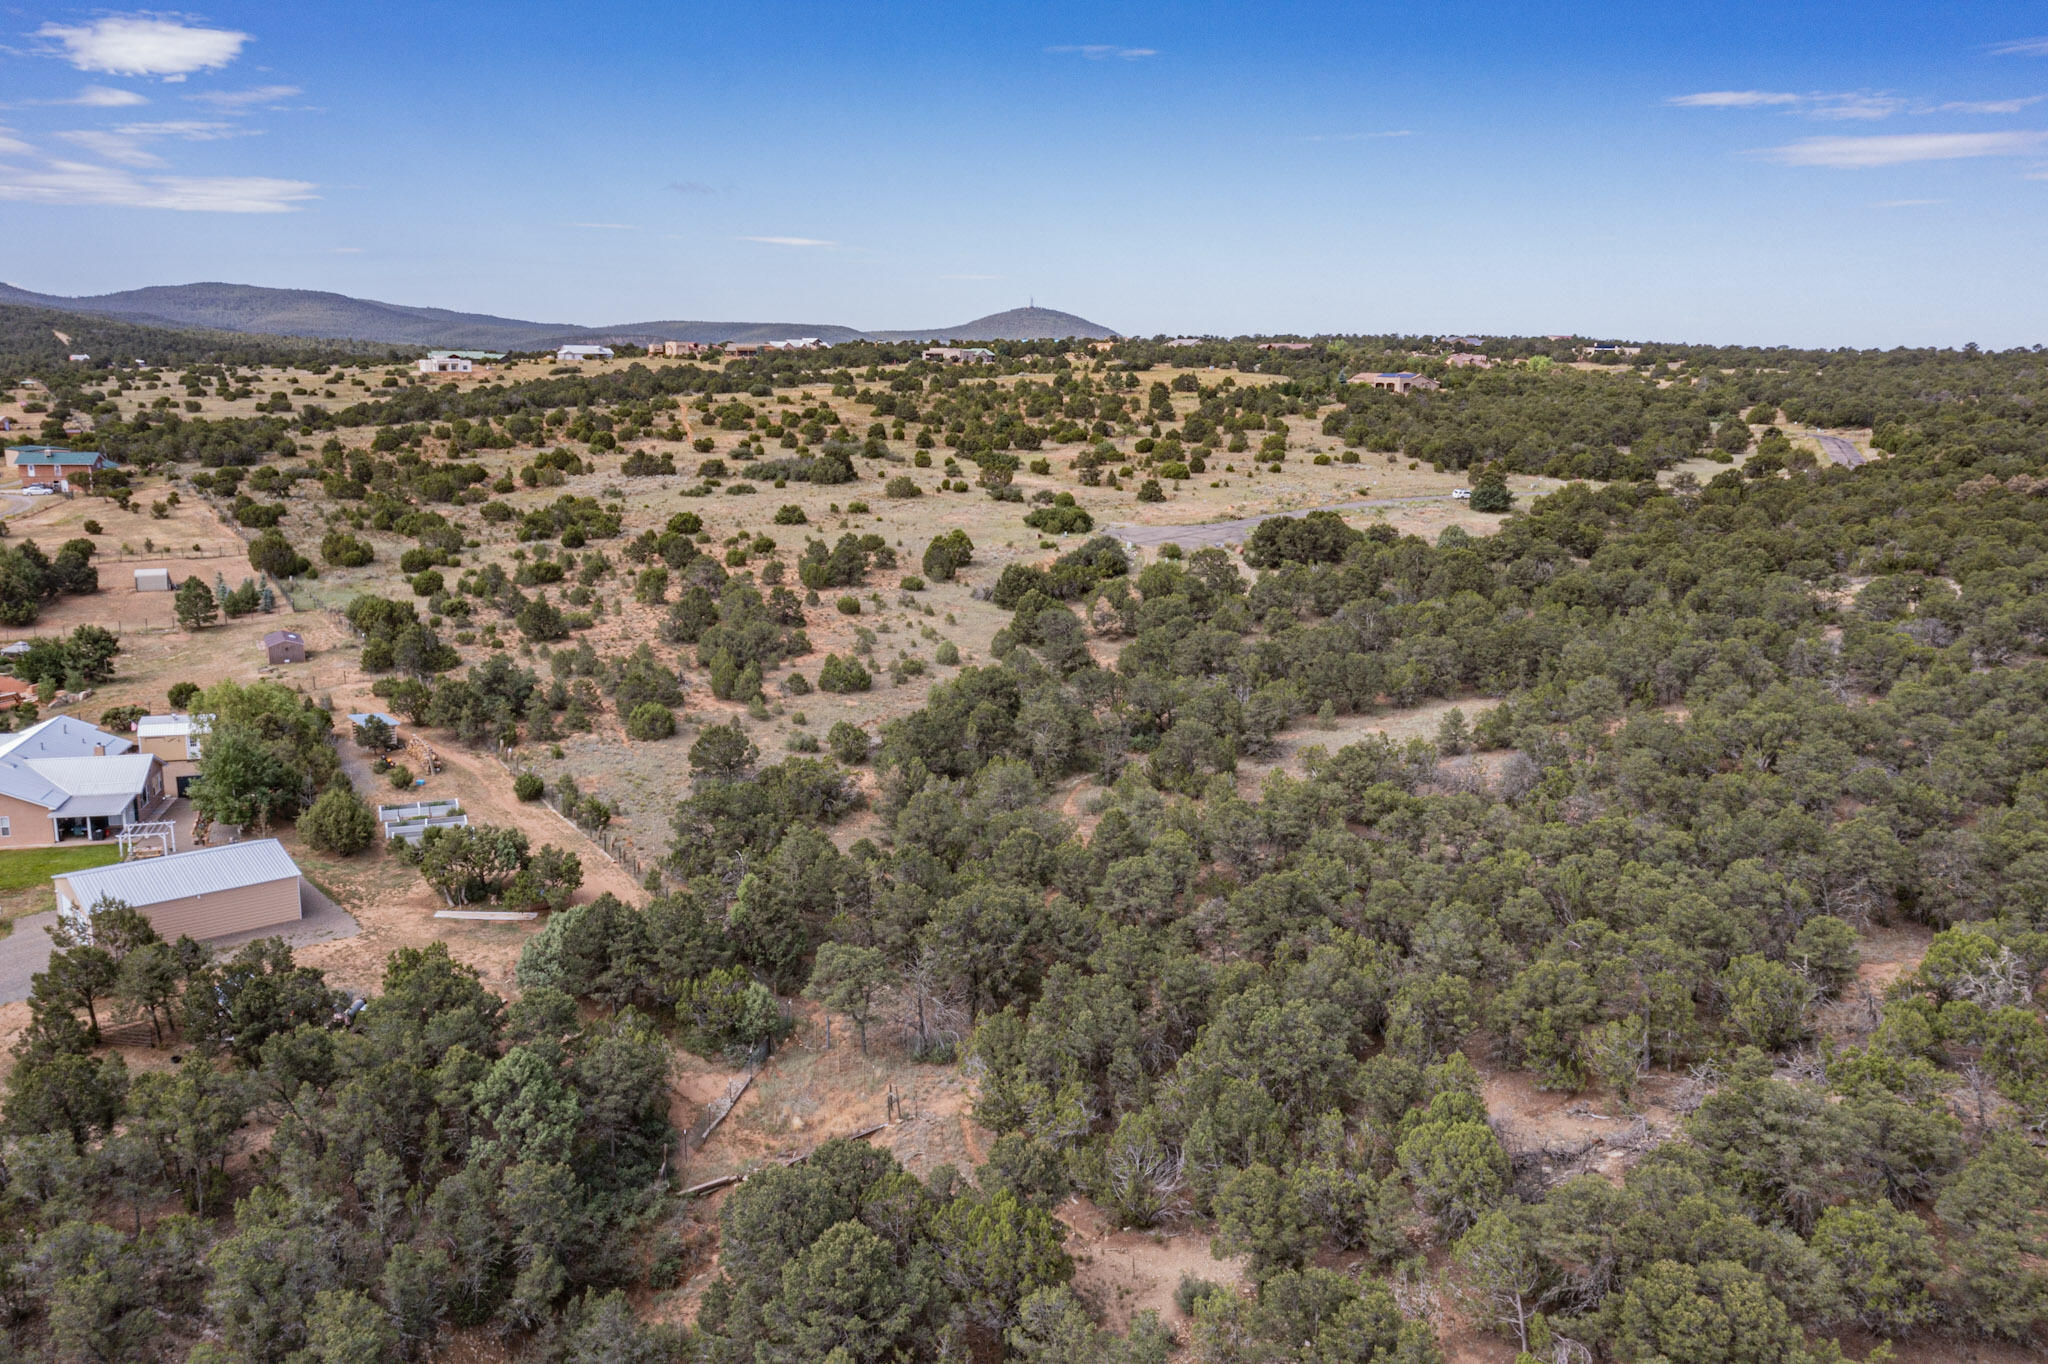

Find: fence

[486,740,675,892]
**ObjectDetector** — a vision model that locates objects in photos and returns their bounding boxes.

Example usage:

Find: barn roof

[58,838,301,908]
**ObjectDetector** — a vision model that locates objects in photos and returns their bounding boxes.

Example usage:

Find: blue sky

[1,2,2045,346]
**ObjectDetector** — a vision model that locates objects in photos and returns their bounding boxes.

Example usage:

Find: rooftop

[57,838,301,908]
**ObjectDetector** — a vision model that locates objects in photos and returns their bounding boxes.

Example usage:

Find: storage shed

[134,568,172,592]
[262,629,305,664]
[53,838,303,940]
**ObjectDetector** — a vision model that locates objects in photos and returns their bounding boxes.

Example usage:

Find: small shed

[134,568,173,592]
[53,838,303,940]
[262,629,305,664]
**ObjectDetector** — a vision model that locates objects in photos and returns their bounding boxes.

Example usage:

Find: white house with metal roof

[53,838,304,940]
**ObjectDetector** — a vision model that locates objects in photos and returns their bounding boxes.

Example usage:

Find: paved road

[1110,494,1451,549]
[1814,435,1865,468]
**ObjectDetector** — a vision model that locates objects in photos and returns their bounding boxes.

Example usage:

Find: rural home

[133,568,172,592]
[135,713,209,796]
[651,341,706,357]
[418,356,473,374]
[1580,343,1643,358]
[723,342,764,357]
[1257,341,1314,351]
[764,338,822,351]
[1351,371,1441,394]
[52,838,304,941]
[922,347,996,365]
[7,445,119,487]
[555,345,613,363]
[1446,353,1493,369]
[262,630,306,664]
[0,715,163,847]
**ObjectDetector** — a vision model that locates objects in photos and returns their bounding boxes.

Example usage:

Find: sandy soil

[1056,1195,1250,1335]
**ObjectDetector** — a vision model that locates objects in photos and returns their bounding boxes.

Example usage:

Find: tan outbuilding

[53,838,304,941]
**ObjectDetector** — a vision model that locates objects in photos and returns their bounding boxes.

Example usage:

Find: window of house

[0,817,12,836]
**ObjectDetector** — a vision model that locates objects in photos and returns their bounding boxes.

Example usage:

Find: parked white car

[1452,488,1472,501]
[20,485,56,497]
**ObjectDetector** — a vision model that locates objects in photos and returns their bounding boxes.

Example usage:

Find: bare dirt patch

[1056,1195,1250,1336]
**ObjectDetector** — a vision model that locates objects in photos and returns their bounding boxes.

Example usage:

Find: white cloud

[1992,38,2048,56]
[68,85,148,107]
[736,235,834,247]
[57,120,247,168]
[1046,45,1157,60]
[1759,130,2048,167]
[0,157,313,211]
[0,126,33,155]
[1669,90,1802,108]
[38,15,249,80]
[1807,93,1905,121]
[1938,95,2046,114]
[185,84,300,110]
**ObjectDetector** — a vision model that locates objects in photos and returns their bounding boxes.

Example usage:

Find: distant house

[1257,342,1314,351]
[1579,343,1642,358]
[418,356,473,374]
[0,716,161,847]
[722,342,764,357]
[1164,337,1205,348]
[262,630,306,665]
[8,446,118,488]
[136,713,210,796]
[1446,353,1493,369]
[53,839,305,941]
[651,341,707,357]
[556,345,614,363]
[1350,372,1441,394]
[764,337,822,351]
[133,568,173,593]
[922,347,996,365]
[67,353,90,363]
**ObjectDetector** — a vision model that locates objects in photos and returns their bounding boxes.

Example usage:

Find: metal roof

[26,754,154,797]
[262,630,303,647]
[138,713,210,739]
[0,716,134,761]
[58,838,301,908]
[8,446,110,465]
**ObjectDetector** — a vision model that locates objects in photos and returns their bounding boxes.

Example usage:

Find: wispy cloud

[736,235,834,247]
[37,15,248,81]
[1669,90,1803,108]
[57,120,249,168]
[1938,95,2046,114]
[0,125,33,156]
[1302,129,1413,142]
[65,85,148,108]
[1046,45,1156,60]
[1807,93,1905,121]
[1759,130,2048,167]
[186,85,301,110]
[1992,38,2048,57]
[0,157,313,211]
[1870,197,1949,207]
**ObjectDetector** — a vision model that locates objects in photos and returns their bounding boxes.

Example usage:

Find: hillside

[0,282,1119,350]
[0,302,407,380]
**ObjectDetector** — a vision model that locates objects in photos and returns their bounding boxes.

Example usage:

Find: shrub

[625,703,677,741]
[922,529,974,581]
[300,785,376,856]
[514,771,544,802]
[387,764,415,790]
[845,501,870,514]
[828,720,870,764]
[692,436,715,452]
[167,681,200,709]
[410,570,444,597]
[773,504,808,525]
[899,575,925,591]
[1023,504,1093,535]
[82,519,102,536]
[1136,479,1166,503]
[884,475,922,498]
[322,531,375,567]
[787,733,819,752]
[817,654,872,692]
[836,595,861,615]
[1469,477,1514,513]
[935,641,960,665]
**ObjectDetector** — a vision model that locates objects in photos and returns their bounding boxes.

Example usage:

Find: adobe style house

[922,347,996,365]
[262,630,306,664]
[1446,353,1493,369]
[136,713,209,797]
[1349,372,1442,394]
[53,839,304,941]
[7,445,120,488]
[418,356,472,374]
[651,341,707,357]
[0,715,165,847]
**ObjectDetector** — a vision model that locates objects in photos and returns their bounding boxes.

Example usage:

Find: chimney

[93,743,105,756]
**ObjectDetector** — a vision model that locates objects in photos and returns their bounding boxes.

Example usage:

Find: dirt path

[1110,494,1451,549]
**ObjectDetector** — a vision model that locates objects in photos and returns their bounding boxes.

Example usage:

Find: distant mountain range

[0,283,1117,350]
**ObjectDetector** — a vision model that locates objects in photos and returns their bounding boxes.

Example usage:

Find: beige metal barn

[53,838,304,940]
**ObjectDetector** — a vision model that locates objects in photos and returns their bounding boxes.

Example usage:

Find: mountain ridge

[0,283,1117,350]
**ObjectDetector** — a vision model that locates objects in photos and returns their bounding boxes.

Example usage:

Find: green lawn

[0,844,123,894]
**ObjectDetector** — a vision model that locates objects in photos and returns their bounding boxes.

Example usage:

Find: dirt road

[1109,493,1451,548]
